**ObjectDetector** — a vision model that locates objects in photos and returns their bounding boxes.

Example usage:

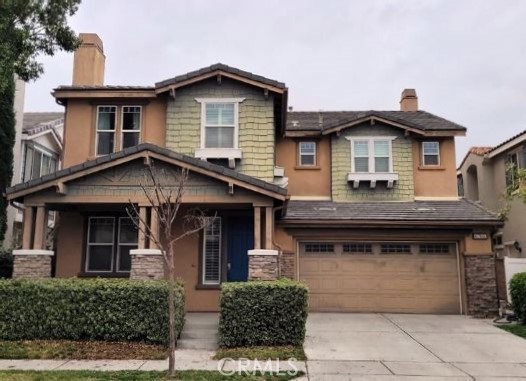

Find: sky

[24,0,526,164]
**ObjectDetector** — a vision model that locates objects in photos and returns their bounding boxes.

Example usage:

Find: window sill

[195,284,221,290]
[347,172,399,189]
[78,272,130,278]
[195,148,242,169]
[294,165,321,170]
[418,165,446,171]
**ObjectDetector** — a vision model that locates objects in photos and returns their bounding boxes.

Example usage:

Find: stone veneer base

[130,249,164,280]
[248,249,279,280]
[12,250,54,278]
[464,254,499,317]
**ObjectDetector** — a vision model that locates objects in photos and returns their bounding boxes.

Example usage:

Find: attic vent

[291,120,299,127]
[413,207,436,212]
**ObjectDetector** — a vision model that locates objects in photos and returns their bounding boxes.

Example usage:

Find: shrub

[0,278,185,345]
[218,279,308,348]
[510,272,526,323]
[0,249,12,278]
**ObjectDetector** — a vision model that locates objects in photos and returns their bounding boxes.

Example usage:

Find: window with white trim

[85,216,137,273]
[121,106,141,149]
[96,106,117,155]
[22,144,58,182]
[202,217,221,285]
[298,141,316,166]
[351,137,394,173]
[422,141,440,166]
[204,103,236,148]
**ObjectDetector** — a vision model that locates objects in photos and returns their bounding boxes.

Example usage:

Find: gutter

[278,219,504,228]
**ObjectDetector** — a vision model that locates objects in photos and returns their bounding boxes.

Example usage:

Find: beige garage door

[299,242,460,314]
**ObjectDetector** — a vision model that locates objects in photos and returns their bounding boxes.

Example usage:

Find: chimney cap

[78,33,104,54]
[401,88,417,98]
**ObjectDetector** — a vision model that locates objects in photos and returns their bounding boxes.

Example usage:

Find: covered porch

[6,144,287,311]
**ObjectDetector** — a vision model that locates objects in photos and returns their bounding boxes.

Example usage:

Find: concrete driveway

[305,313,526,380]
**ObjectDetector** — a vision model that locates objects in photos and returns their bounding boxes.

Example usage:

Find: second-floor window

[351,138,393,173]
[23,145,58,182]
[204,102,236,148]
[298,141,316,166]
[96,105,142,155]
[422,141,440,166]
[121,106,141,149]
[96,106,116,155]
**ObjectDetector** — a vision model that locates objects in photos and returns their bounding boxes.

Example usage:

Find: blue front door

[227,216,253,281]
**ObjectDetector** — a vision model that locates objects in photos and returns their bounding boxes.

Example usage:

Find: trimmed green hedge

[0,278,185,345]
[0,249,12,278]
[218,279,308,348]
[510,272,526,323]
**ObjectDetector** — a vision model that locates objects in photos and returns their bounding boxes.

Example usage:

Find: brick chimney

[72,33,105,86]
[400,88,418,111]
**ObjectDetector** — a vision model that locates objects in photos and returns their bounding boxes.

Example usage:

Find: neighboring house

[3,78,25,249]
[7,33,501,316]
[458,132,526,300]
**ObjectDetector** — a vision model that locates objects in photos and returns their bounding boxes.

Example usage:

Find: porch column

[265,206,273,250]
[138,206,147,250]
[248,205,279,281]
[13,205,53,278]
[21,207,34,250]
[129,206,163,281]
[254,206,261,250]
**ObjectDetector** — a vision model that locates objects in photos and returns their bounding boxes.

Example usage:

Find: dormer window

[347,136,398,188]
[195,98,245,168]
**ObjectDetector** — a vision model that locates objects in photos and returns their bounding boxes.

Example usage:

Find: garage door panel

[300,249,460,314]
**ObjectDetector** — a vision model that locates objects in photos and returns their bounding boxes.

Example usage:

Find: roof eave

[279,219,503,228]
[52,88,157,100]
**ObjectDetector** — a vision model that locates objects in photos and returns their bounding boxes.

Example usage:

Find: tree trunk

[167,245,177,378]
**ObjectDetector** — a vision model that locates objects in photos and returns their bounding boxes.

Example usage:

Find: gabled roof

[23,112,64,134]
[286,110,466,136]
[155,63,286,93]
[486,129,526,159]
[282,199,501,227]
[457,146,493,171]
[7,143,287,201]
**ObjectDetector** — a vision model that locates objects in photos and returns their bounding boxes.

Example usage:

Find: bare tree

[127,159,211,377]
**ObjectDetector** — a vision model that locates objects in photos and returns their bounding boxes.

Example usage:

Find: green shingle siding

[331,123,414,201]
[165,78,275,182]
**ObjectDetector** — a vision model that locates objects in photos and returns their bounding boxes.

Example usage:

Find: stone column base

[465,254,499,317]
[248,249,279,280]
[12,250,54,278]
[130,249,164,280]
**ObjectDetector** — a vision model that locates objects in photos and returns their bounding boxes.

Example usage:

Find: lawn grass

[0,340,167,360]
[213,346,306,361]
[498,323,526,339]
[0,370,300,380]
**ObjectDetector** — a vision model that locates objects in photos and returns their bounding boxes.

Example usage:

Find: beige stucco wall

[275,136,331,197]
[331,123,414,201]
[165,77,275,182]
[62,98,166,168]
[413,137,458,197]
[55,212,84,277]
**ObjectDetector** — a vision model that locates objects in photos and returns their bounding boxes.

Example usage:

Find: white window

[349,137,395,173]
[195,98,244,150]
[22,145,59,182]
[422,141,440,166]
[202,217,221,285]
[121,106,141,149]
[298,141,316,166]
[96,106,117,155]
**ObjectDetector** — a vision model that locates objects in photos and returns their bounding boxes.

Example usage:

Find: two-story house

[458,132,526,300]
[7,33,501,316]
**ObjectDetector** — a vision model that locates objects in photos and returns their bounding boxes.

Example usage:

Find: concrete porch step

[180,329,218,340]
[177,338,217,351]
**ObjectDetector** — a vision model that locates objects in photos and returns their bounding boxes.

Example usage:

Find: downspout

[10,200,24,212]
[455,242,464,315]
